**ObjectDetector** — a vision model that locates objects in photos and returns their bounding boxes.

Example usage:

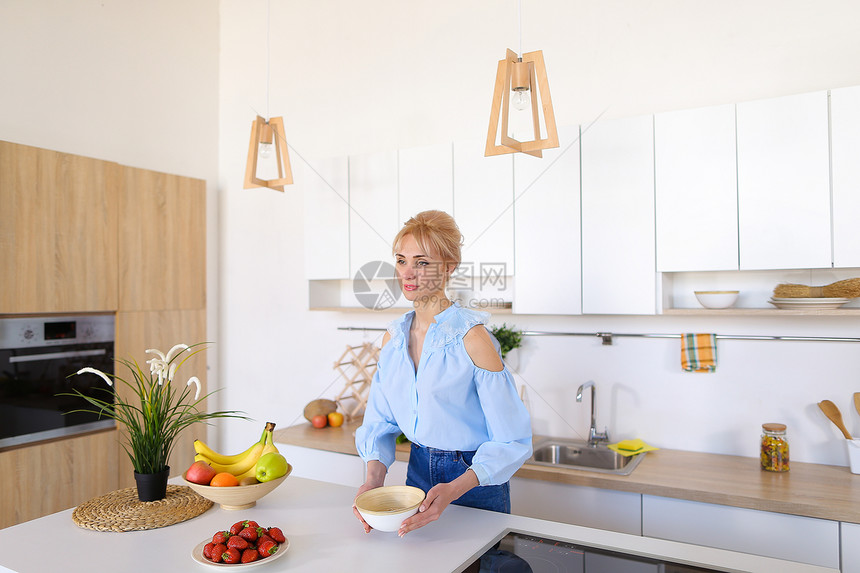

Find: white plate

[191,537,289,569]
[768,299,849,310]
[770,297,850,303]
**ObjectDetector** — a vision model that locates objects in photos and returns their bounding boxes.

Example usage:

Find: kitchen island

[0,475,836,573]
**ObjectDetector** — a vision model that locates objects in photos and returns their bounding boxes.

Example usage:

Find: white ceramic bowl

[694,290,739,309]
[354,485,425,532]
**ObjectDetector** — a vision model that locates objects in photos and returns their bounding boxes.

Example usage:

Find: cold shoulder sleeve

[469,366,533,485]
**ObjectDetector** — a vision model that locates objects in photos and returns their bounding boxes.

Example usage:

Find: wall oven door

[0,314,115,449]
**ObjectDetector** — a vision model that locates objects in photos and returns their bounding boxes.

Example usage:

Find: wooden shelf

[663,308,860,316]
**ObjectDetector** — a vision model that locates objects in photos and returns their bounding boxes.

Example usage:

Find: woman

[353,210,532,537]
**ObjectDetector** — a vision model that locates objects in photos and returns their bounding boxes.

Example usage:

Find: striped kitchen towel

[681,333,717,372]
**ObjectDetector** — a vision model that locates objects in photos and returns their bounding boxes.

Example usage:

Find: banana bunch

[194,421,279,480]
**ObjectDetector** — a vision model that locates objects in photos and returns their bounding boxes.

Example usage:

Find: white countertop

[0,476,837,573]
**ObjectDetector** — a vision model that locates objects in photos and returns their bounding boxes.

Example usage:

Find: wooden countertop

[274,419,860,524]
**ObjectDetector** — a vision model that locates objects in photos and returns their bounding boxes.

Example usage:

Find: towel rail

[337,327,860,345]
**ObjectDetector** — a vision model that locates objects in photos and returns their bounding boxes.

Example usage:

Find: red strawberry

[257,533,274,546]
[210,543,227,563]
[222,547,241,564]
[257,538,278,558]
[267,527,286,543]
[212,530,230,544]
[245,520,260,529]
[241,548,260,564]
[230,521,246,535]
[238,526,258,542]
[203,542,216,559]
[227,536,249,551]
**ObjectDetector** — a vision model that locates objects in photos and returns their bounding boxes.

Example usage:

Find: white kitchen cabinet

[654,104,738,272]
[642,495,839,569]
[581,115,656,315]
[512,124,581,315]
[510,477,641,535]
[276,444,366,487]
[348,150,399,277]
[398,142,453,224]
[841,521,860,573]
[829,86,860,268]
[453,137,514,285]
[302,156,350,280]
[736,91,831,270]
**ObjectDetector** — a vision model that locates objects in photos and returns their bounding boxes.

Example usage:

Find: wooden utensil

[818,400,853,439]
[854,392,860,418]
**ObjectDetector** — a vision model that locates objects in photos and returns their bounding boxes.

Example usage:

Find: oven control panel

[0,315,115,348]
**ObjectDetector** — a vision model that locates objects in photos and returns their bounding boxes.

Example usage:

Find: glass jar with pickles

[761,423,789,472]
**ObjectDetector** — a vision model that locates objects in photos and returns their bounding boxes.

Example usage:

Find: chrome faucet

[576,381,609,447]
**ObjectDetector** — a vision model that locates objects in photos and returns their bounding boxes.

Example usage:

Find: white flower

[186,376,201,400]
[77,367,113,387]
[145,344,190,384]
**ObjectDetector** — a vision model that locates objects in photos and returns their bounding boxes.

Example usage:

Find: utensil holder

[846,439,860,474]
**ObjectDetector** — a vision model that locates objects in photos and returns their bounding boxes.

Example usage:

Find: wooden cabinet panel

[642,495,839,569]
[0,428,119,529]
[118,167,205,311]
[830,86,860,268]
[301,156,350,280]
[398,143,453,222]
[0,141,118,313]
[114,308,206,488]
[581,116,656,315]
[736,91,831,270]
[655,104,739,272]
[513,125,581,315]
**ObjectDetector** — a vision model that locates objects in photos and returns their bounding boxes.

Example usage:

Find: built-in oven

[469,531,719,572]
[0,314,115,449]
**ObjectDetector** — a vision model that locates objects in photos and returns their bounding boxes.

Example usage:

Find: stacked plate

[768,297,851,310]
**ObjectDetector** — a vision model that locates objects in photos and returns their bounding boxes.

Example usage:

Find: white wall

[217,0,860,468]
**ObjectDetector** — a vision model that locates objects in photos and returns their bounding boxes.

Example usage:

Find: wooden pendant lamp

[243,0,293,191]
[243,115,293,191]
[485,48,559,158]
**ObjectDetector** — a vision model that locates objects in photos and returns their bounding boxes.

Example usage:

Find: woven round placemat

[72,485,213,532]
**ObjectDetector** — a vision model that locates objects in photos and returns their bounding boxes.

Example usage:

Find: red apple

[311,415,327,428]
[185,460,218,485]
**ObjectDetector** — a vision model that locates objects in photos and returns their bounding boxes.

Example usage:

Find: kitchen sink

[527,438,646,476]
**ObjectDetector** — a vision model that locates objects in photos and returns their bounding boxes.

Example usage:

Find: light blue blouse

[355,303,533,486]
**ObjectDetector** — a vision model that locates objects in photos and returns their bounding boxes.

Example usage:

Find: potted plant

[65,342,247,501]
[490,323,524,363]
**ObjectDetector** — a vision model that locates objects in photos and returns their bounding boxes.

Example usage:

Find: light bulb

[512,90,530,111]
[258,141,273,159]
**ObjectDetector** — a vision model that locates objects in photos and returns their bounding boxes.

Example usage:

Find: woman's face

[394,234,450,303]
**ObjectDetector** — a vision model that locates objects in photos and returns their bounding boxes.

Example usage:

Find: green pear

[255,452,288,482]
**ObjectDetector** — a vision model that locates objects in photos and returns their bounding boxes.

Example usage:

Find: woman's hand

[397,469,479,537]
[353,461,387,533]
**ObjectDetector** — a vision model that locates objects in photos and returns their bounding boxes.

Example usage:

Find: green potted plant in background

[65,343,248,502]
[490,323,524,367]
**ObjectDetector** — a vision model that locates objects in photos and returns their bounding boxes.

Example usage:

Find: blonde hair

[393,210,463,269]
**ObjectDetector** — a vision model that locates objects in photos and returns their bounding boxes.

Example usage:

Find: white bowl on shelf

[694,290,739,309]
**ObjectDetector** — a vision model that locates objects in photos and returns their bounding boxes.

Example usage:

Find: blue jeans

[405,443,511,513]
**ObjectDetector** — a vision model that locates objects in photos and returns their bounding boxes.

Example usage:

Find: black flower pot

[133,466,170,502]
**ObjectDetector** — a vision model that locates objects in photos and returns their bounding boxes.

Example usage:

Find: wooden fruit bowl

[182,465,291,510]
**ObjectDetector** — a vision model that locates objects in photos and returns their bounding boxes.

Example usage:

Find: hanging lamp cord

[265,0,271,122]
